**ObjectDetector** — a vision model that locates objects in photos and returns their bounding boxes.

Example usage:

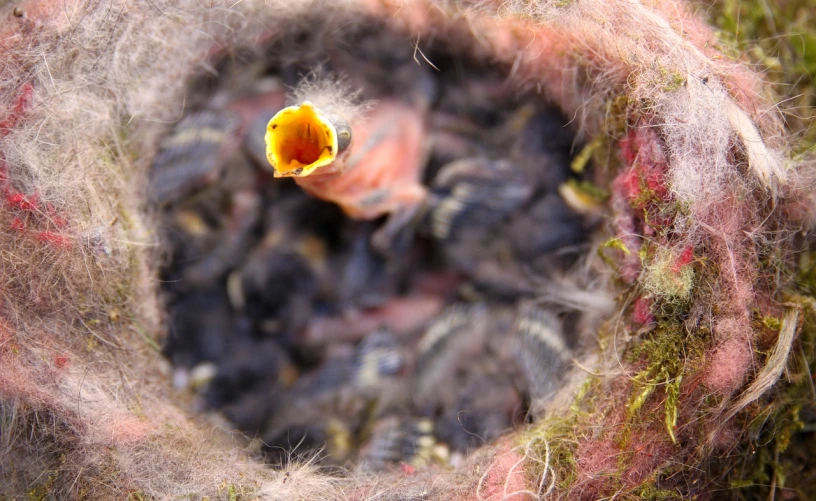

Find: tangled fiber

[0,0,811,499]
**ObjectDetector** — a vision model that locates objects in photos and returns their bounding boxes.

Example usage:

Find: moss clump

[655,66,687,92]
[630,480,681,500]
[520,378,605,492]
[641,247,695,304]
[570,137,604,174]
[626,322,706,444]
[26,471,56,501]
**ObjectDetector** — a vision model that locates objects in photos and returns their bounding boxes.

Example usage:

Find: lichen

[641,247,695,303]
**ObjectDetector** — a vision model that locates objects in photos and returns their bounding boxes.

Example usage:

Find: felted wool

[0,0,810,499]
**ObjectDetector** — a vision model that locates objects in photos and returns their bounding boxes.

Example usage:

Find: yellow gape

[265,101,339,177]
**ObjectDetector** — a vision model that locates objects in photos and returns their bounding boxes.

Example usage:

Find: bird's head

[264,100,352,178]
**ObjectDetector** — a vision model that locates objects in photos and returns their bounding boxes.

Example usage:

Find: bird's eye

[335,121,352,151]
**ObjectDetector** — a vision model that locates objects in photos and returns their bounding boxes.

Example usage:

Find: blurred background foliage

[701,0,815,152]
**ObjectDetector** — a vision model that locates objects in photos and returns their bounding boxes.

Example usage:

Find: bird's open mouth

[265,101,338,177]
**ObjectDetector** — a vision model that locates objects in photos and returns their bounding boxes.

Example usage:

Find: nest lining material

[155,21,596,472]
[0,0,807,499]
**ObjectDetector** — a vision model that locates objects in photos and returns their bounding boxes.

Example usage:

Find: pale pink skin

[293,101,427,220]
[303,294,444,345]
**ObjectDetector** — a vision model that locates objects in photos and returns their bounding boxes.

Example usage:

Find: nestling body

[286,101,427,220]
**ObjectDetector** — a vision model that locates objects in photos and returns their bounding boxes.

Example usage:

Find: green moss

[664,73,686,92]
[663,375,682,445]
[571,137,604,174]
[523,313,709,492]
[25,469,57,501]
[762,315,782,332]
[26,485,48,501]
[625,323,702,445]
[719,292,816,499]
[522,417,581,491]
[598,236,632,269]
[565,178,609,202]
[630,482,680,500]
[216,481,253,501]
[702,0,816,152]
[520,377,609,492]
[522,4,816,492]
[655,66,686,92]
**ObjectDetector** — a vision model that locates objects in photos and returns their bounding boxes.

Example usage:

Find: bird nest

[1,1,813,500]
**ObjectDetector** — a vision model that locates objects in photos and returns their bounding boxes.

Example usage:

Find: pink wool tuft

[672,246,694,273]
[632,297,654,325]
[615,130,670,207]
[574,437,618,487]
[704,317,754,394]
[476,443,531,500]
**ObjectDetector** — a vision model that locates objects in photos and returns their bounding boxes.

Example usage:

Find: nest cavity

[154,19,598,471]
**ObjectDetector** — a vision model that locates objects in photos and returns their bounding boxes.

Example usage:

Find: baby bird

[149,78,287,207]
[426,158,534,246]
[412,304,525,452]
[513,302,572,404]
[261,328,409,464]
[148,110,240,206]
[263,75,430,254]
[358,416,438,472]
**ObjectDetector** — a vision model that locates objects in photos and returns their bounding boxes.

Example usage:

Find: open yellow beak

[265,101,339,177]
